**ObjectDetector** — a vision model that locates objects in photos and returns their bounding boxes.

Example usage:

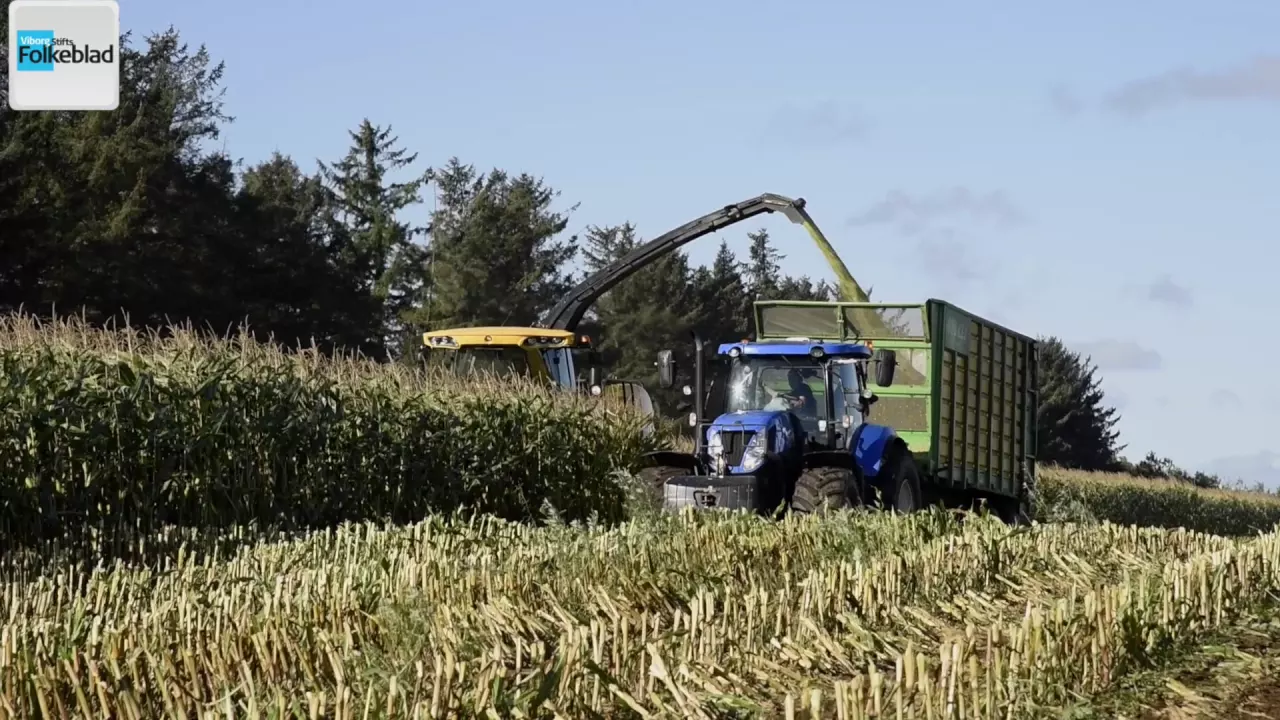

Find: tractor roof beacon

[640,334,914,517]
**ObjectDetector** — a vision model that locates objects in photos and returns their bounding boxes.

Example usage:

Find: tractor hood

[704,410,800,474]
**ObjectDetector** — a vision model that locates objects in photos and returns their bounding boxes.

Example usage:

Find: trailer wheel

[883,449,924,514]
[791,466,856,515]
[637,465,685,495]
[1001,481,1035,526]
[1014,495,1034,525]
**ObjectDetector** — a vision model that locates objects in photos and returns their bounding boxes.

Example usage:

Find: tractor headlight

[739,433,767,473]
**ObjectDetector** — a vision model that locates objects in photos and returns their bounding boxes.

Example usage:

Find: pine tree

[691,240,749,344]
[235,153,379,352]
[317,120,431,357]
[776,275,835,301]
[0,26,255,332]
[420,158,577,330]
[576,223,699,409]
[746,228,782,298]
[1036,337,1124,470]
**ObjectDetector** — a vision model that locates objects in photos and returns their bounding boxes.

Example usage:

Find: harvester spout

[785,201,871,303]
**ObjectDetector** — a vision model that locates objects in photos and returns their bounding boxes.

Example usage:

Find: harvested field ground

[3,506,1280,718]
[1078,614,1280,719]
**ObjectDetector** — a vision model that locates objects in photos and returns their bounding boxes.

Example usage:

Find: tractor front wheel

[791,466,857,515]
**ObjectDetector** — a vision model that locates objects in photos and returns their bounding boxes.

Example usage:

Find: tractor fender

[802,450,854,471]
[639,450,703,474]
[850,424,906,480]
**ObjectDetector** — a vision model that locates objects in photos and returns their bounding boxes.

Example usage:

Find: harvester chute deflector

[540,193,873,333]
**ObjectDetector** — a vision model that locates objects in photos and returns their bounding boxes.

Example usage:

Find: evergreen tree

[580,223,696,407]
[579,224,695,360]
[0,27,248,330]
[691,240,749,344]
[746,228,782,298]
[744,228,833,304]
[1036,337,1124,471]
[235,153,379,352]
[317,120,431,357]
[1127,451,1222,489]
[421,158,577,330]
[776,275,835,302]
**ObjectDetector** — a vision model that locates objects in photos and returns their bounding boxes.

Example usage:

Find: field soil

[1086,612,1280,719]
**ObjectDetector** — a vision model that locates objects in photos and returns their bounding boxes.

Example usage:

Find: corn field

[0,315,654,549]
[1,509,1278,718]
[1035,466,1280,535]
[1,313,1277,547]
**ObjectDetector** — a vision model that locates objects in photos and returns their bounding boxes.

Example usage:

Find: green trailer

[753,299,1039,517]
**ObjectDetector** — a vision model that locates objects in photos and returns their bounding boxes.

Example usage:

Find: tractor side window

[830,363,846,419]
[831,362,863,427]
[540,348,576,390]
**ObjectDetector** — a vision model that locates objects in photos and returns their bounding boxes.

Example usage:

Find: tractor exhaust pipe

[692,332,705,456]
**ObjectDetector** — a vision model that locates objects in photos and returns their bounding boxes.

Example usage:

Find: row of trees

[0,26,1228,487]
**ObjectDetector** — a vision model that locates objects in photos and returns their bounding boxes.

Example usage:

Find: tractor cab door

[703,356,730,419]
[540,347,577,391]
[603,380,658,436]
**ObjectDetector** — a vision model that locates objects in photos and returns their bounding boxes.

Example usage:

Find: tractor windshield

[446,347,533,379]
[726,356,827,425]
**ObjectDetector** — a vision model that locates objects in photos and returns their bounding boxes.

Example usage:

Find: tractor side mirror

[656,349,676,389]
[873,349,897,387]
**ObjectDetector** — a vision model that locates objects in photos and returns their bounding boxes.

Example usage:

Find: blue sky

[122,0,1280,487]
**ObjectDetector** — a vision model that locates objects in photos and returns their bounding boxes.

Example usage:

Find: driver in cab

[764,369,817,418]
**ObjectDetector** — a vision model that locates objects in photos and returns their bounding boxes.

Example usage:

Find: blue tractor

[640,334,925,515]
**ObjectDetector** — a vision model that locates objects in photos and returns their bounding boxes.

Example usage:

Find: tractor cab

[716,341,890,452]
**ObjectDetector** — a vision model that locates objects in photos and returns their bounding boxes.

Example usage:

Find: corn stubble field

[3,316,1280,718]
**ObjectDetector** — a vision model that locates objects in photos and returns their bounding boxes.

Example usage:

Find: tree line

[0,26,1237,488]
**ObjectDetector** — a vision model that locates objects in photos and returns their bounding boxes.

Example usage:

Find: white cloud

[1075,339,1163,371]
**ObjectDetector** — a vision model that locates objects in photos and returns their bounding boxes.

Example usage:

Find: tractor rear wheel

[791,466,856,515]
[882,450,924,514]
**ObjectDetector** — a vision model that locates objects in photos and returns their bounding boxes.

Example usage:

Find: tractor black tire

[882,448,924,514]
[791,466,856,515]
[637,465,685,495]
